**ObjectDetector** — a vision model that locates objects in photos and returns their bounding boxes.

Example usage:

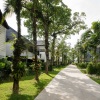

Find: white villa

[6,27,34,59]
[0,10,51,62]
[0,10,9,58]
[37,40,51,62]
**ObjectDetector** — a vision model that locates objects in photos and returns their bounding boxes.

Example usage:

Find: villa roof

[6,27,33,53]
[37,40,45,46]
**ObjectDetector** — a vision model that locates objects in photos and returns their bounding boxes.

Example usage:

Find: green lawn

[0,66,66,100]
[77,65,100,84]
[90,76,100,84]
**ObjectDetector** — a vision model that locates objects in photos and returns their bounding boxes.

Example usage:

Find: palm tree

[4,0,24,94]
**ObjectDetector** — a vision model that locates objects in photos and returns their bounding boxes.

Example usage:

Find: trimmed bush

[96,63,100,75]
[0,59,12,81]
[78,62,87,69]
[87,62,96,74]
[0,62,5,70]
[15,61,26,77]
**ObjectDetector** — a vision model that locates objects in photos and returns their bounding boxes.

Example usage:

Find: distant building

[0,9,34,59]
[0,10,51,62]
[37,40,51,62]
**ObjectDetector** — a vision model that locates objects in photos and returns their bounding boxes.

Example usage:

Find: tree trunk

[12,40,21,94]
[78,50,80,63]
[58,56,60,66]
[62,53,64,65]
[51,36,56,66]
[64,55,66,65]
[32,6,39,82]
[94,47,97,63]
[12,1,21,94]
[44,23,49,74]
[66,53,68,64]
[13,76,19,94]
[73,53,74,63]
[84,52,85,63]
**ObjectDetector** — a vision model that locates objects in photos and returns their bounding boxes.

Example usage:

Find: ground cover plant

[90,76,100,84]
[77,62,100,84]
[0,65,66,100]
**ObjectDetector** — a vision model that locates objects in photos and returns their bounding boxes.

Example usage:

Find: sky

[63,0,100,47]
[0,0,100,47]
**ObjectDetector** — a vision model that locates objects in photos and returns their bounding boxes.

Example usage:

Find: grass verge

[0,66,66,100]
[76,65,100,84]
[90,76,100,84]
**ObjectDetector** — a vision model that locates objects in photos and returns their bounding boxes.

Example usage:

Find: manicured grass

[77,65,100,84]
[90,76,100,84]
[0,66,66,100]
[80,69,87,74]
[77,65,87,74]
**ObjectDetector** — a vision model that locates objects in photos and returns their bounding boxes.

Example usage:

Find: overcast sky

[63,0,100,47]
[0,0,100,47]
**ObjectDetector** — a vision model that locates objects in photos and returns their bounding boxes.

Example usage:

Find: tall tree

[21,0,40,81]
[50,3,71,66]
[31,0,39,81]
[51,11,86,65]
[4,0,24,94]
[22,0,65,74]
[82,21,100,62]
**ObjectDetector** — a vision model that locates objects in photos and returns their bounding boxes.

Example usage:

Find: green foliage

[96,62,100,75]
[27,58,42,75]
[0,58,12,72]
[92,21,100,33]
[86,62,96,74]
[12,61,26,79]
[0,65,65,100]
[0,62,5,69]
[33,59,42,75]
[18,61,26,77]
[0,58,12,82]
[18,61,26,68]
[90,76,100,84]
[78,62,87,69]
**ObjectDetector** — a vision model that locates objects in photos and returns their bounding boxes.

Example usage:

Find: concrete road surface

[35,65,100,100]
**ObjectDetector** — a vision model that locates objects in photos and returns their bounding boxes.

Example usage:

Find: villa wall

[0,25,6,58]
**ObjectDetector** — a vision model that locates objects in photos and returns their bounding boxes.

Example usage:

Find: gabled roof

[6,26,17,41]
[0,10,9,29]
[37,40,45,46]
[6,27,33,53]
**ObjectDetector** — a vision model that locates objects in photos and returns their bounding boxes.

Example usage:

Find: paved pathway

[35,65,100,100]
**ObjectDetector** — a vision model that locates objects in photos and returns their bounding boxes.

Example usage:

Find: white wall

[37,45,45,50]
[38,52,46,62]
[6,43,34,59]
[6,43,13,56]
[0,25,6,58]
[38,52,51,62]
[21,50,34,59]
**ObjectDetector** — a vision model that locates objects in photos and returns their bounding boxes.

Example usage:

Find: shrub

[18,62,26,77]
[96,63,100,75]
[78,62,87,69]
[0,62,5,70]
[0,59,12,81]
[27,58,42,75]
[87,62,96,74]
[0,62,5,82]
[75,63,78,66]
[5,61,12,74]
